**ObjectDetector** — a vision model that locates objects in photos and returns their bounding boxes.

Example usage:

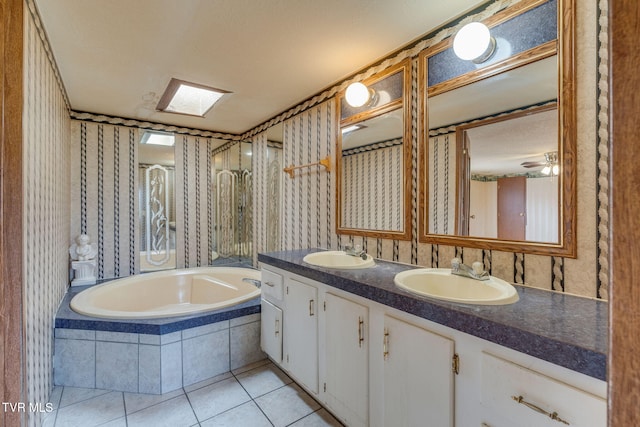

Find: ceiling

[468,108,557,175]
[34,0,487,135]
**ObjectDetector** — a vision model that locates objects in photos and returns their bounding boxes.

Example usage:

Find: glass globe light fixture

[345,82,374,108]
[453,22,496,63]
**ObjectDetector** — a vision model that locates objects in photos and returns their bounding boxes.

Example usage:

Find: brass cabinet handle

[511,395,569,425]
[383,329,390,360]
[358,317,364,347]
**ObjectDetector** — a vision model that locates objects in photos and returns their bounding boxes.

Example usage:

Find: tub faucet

[451,258,489,281]
[242,278,262,288]
[344,244,368,260]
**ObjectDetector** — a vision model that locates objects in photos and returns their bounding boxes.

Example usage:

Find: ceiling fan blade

[520,161,546,168]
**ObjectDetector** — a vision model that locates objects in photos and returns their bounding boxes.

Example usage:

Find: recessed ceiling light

[140,130,175,146]
[156,78,230,117]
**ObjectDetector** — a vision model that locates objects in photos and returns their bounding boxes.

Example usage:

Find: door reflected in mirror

[458,106,559,243]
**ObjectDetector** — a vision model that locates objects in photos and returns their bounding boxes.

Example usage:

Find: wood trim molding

[609,1,640,425]
[428,40,557,98]
[417,0,576,258]
[0,0,25,425]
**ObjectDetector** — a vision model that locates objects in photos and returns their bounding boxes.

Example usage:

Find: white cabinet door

[383,315,455,427]
[260,299,282,363]
[284,278,319,394]
[324,293,369,427]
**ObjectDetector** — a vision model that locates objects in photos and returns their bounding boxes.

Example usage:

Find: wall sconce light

[453,22,496,64]
[345,82,377,108]
[541,151,559,176]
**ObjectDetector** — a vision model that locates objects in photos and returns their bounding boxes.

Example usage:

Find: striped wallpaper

[23,3,71,426]
[428,133,457,235]
[252,132,283,266]
[341,143,403,231]
[281,101,338,252]
[70,121,229,279]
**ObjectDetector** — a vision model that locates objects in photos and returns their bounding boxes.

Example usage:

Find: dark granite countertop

[258,249,607,381]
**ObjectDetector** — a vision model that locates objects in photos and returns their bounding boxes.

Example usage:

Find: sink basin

[394,268,519,305]
[303,251,375,269]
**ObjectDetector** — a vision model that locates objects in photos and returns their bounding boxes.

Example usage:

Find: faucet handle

[472,262,485,276]
[451,258,461,272]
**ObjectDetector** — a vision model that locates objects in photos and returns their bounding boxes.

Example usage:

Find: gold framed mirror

[336,59,412,240]
[418,0,576,257]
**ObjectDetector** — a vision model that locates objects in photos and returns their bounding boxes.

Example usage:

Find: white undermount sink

[303,251,375,269]
[394,268,519,305]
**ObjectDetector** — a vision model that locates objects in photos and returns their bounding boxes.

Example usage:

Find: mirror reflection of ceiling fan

[520,151,559,175]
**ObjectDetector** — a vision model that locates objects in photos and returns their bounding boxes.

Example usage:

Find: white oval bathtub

[70,267,261,319]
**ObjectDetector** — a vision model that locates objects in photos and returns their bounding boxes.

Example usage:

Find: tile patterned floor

[42,360,343,427]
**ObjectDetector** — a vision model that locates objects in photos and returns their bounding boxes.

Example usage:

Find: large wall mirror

[336,59,412,240]
[419,0,576,257]
[138,130,177,272]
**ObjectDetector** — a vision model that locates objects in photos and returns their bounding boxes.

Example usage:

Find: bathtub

[70,267,261,319]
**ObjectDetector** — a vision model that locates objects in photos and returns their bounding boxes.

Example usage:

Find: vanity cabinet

[479,352,606,427]
[283,278,319,394]
[324,293,369,427]
[259,262,606,427]
[382,315,455,427]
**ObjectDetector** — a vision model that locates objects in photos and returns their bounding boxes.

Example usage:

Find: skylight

[140,130,175,146]
[157,78,229,117]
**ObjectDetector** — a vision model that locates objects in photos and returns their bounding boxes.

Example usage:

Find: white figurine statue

[69,234,98,286]
[69,234,98,261]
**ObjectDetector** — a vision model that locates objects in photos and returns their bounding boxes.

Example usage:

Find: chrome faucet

[242,278,262,288]
[451,258,489,281]
[344,244,368,260]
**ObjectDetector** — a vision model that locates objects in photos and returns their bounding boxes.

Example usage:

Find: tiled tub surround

[258,249,607,381]
[54,287,263,394]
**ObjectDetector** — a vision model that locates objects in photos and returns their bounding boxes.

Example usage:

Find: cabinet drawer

[261,269,283,302]
[480,352,606,427]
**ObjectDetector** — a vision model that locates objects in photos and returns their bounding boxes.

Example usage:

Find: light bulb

[345,82,371,108]
[552,164,559,175]
[453,22,495,63]
[541,165,551,175]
